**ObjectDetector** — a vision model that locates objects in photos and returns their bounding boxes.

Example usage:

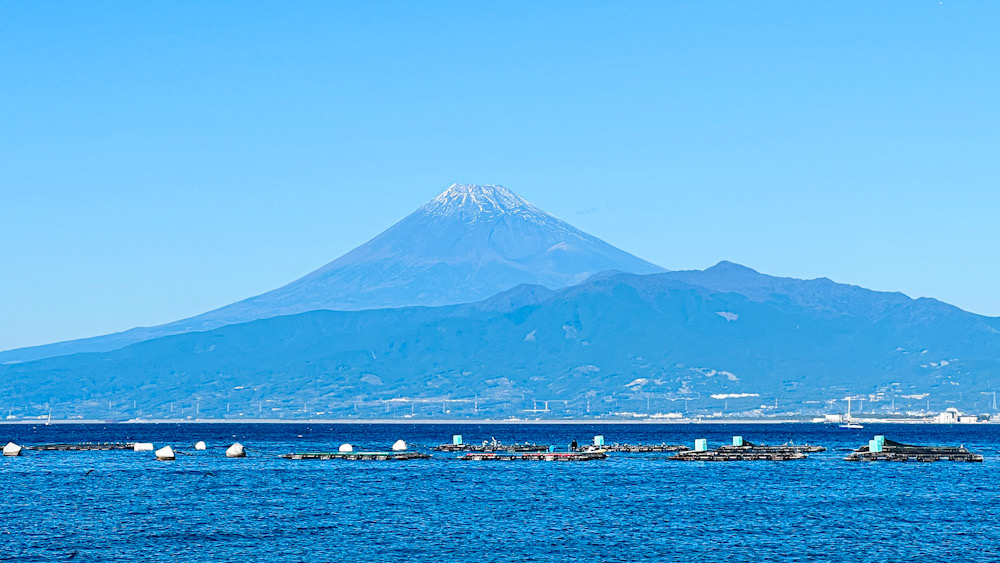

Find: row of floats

[1,434,984,463]
[2,440,246,460]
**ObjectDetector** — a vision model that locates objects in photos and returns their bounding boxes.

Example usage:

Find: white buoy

[225,443,246,458]
[3,442,22,456]
[194,441,207,450]
[133,443,155,452]
[155,445,175,461]
[391,439,407,451]
[338,443,353,453]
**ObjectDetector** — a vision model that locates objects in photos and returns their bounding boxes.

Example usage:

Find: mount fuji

[203,183,665,322]
[1,184,664,362]
[5,182,1000,419]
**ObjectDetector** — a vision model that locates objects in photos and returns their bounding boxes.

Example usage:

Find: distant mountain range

[3,263,999,419]
[0,184,663,363]
[3,184,998,419]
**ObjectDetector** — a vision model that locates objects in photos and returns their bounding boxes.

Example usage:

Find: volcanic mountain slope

[1,184,665,362]
[208,183,665,321]
[4,264,998,419]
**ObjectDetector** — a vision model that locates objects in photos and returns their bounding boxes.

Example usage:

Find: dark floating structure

[670,436,811,461]
[588,435,689,452]
[845,436,984,462]
[721,438,825,454]
[282,451,431,461]
[434,435,549,452]
[282,441,431,461]
[29,443,135,451]
[460,451,608,462]
[602,443,690,453]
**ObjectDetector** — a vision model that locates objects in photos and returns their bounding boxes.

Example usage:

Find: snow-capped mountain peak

[421,184,550,222]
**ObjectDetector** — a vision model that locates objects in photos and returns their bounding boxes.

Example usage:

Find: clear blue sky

[2,2,998,351]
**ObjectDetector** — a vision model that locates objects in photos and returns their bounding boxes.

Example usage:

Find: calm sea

[1,423,998,562]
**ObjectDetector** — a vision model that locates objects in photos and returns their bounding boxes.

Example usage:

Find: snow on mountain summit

[421,184,550,222]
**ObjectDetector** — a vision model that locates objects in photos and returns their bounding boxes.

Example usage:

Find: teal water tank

[869,439,883,453]
[733,436,744,446]
[695,438,708,452]
[594,435,605,446]
[453,434,462,445]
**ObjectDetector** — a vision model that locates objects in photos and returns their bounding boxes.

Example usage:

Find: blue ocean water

[1,423,998,562]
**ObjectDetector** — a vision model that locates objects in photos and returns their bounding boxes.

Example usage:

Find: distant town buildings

[935,407,979,424]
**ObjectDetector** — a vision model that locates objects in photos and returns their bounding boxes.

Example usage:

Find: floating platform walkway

[845,436,983,462]
[602,443,690,453]
[281,451,431,461]
[671,450,807,461]
[716,439,825,454]
[29,442,135,451]
[434,435,549,452]
[460,451,607,462]
[584,435,689,453]
[282,441,428,461]
[669,436,811,461]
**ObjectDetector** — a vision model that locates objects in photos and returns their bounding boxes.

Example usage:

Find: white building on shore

[936,407,978,424]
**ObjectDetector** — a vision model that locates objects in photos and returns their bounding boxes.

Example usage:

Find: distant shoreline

[2,418,993,425]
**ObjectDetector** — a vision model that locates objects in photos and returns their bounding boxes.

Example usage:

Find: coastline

[2,417,995,425]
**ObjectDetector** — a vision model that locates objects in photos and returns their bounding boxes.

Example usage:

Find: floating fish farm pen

[715,436,825,454]
[601,443,690,452]
[282,451,431,461]
[29,443,136,451]
[671,450,807,462]
[669,437,810,461]
[434,435,549,452]
[283,441,428,461]
[581,435,687,452]
[844,436,983,462]
[460,451,608,462]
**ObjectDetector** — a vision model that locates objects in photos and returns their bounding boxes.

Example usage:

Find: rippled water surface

[2,423,998,562]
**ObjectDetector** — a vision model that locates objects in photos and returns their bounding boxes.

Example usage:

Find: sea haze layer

[1,423,999,562]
